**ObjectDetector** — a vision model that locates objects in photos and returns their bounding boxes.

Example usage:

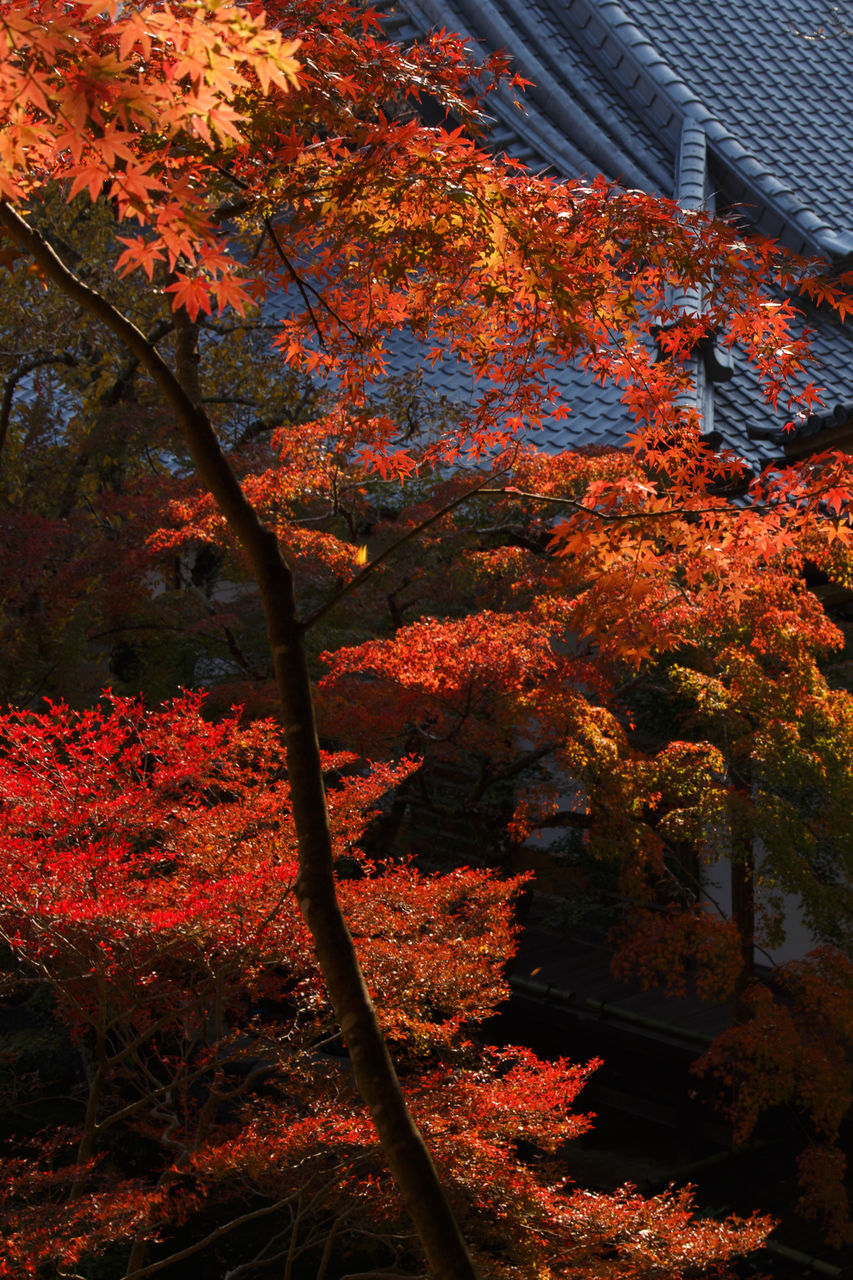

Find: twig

[122,1190,304,1280]
[477,486,744,522]
[263,217,362,347]
[302,467,508,630]
[0,353,77,463]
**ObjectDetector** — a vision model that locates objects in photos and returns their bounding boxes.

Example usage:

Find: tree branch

[302,468,504,631]
[122,1189,305,1280]
[0,352,77,465]
[0,197,479,1280]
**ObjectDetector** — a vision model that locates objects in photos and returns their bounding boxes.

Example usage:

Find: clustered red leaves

[0,699,348,1071]
[5,0,846,449]
[0,696,770,1278]
[311,441,853,1241]
[0,0,300,314]
[611,907,742,1004]
[0,0,852,1266]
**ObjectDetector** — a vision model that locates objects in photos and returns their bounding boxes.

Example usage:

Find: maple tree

[0,0,852,1270]
[314,446,853,1244]
[0,184,321,706]
[0,693,771,1278]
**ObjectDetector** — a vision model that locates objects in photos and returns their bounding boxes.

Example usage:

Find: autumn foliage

[0,0,853,1271]
[0,694,771,1279]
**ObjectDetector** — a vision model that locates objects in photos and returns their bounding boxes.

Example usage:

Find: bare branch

[0,352,77,465]
[302,468,505,631]
[122,1190,305,1280]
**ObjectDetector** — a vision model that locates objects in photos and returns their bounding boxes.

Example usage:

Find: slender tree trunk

[0,201,478,1280]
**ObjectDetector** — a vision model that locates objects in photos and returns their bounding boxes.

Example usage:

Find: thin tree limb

[0,197,479,1280]
[302,468,507,631]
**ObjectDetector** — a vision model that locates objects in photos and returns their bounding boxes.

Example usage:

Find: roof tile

[381,0,853,463]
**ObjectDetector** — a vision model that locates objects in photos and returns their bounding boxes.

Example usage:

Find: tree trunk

[0,201,478,1280]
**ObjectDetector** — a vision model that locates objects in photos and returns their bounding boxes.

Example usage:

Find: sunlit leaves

[0,0,850,1263]
[0,692,772,1277]
[0,0,300,302]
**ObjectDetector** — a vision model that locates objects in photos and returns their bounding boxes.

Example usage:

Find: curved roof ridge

[566,0,853,258]
[672,119,706,316]
[453,0,674,190]
[396,0,670,189]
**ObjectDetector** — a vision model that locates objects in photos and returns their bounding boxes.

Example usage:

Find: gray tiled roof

[388,0,674,186]
[718,312,853,456]
[383,0,853,463]
[611,0,853,257]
